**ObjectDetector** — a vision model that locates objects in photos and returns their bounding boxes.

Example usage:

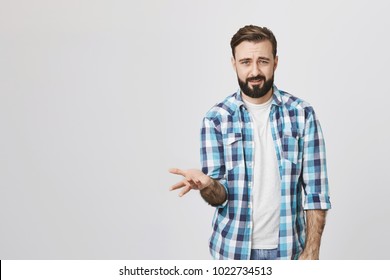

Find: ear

[231,56,237,72]
[273,55,279,71]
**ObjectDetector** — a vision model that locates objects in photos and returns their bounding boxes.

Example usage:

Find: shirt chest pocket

[223,132,243,171]
[282,135,301,164]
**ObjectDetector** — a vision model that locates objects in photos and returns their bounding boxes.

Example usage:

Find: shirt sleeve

[200,116,228,208]
[302,109,332,210]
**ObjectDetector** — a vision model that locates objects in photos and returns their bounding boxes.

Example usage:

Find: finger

[184,174,200,186]
[193,177,202,186]
[186,176,196,184]
[187,176,201,189]
[168,168,185,176]
[179,185,192,197]
[169,180,186,191]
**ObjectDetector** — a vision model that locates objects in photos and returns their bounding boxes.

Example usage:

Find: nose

[250,62,261,77]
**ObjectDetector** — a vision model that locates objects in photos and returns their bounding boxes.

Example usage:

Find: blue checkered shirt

[200,86,331,260]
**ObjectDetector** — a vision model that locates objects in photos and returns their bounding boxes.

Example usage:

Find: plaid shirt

[200,86,331,260]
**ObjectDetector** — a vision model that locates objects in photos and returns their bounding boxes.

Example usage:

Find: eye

[241,60,250,65]
[259,60,269,65]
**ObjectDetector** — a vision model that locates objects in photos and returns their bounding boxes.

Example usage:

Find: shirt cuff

[304,193,331,210]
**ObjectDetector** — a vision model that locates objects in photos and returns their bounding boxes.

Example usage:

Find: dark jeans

[250,249,278,260]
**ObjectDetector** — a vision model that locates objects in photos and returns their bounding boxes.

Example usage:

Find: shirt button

[248,202,252,208]
[248,182,252,187]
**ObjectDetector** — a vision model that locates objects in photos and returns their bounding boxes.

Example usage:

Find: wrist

[300,245,320,260]
[200,177,214,190]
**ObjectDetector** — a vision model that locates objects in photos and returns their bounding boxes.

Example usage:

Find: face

[232,40,278,100]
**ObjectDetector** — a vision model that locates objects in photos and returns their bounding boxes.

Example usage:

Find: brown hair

[230,25,277,58]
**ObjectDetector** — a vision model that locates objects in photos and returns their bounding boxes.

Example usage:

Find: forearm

[200,179,227,207]
[301,210,327,259]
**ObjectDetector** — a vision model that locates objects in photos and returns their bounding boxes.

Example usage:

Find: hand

[169,168,213,197]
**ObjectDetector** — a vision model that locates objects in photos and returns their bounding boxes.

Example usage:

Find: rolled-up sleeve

[200,117,228,208]
[302,109,331,210]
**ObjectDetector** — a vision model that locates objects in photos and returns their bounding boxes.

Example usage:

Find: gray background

[1,0,389,259]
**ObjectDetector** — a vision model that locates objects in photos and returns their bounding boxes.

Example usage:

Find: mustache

[246,75,266,83]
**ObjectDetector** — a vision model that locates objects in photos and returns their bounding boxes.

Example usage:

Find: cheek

[263,67,275,79]
[236,67,250,80]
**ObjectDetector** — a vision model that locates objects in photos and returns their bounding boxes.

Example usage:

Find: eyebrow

[238,56,271,62]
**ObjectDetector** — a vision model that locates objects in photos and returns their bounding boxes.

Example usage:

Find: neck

[242,87,273,105]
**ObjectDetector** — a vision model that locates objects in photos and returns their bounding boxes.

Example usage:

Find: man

[169,25,331,260]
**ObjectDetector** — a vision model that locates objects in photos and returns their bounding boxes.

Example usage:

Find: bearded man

[169,25,331,260]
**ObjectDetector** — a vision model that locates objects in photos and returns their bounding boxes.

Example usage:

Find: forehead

[234,40,273,59]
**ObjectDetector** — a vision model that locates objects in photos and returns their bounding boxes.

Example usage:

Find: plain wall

[1,0,389,259]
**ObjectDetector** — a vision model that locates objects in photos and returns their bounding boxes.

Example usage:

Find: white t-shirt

[243,97,281,249]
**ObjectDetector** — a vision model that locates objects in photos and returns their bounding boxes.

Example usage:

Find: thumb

[168,168,185,176]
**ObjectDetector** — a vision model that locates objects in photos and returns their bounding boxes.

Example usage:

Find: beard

[238,74,274,99]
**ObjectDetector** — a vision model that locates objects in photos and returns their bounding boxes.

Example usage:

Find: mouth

[248,79,264,86]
